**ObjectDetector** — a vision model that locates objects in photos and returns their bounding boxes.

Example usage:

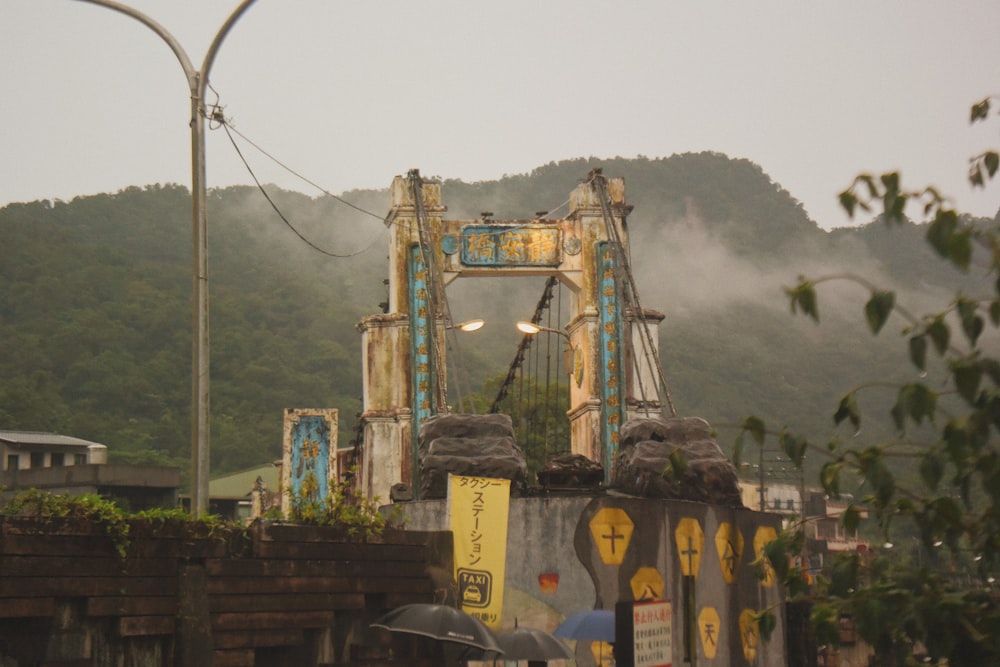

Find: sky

[2,1,999,229]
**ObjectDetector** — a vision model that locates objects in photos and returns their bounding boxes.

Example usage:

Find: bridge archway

[356,170,668,501]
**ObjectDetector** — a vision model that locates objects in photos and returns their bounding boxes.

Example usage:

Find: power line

[220,120,384,259]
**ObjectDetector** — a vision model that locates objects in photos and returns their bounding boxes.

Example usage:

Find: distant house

[1,430,108,472]
[0,430,179,511]
[203,461,282,522]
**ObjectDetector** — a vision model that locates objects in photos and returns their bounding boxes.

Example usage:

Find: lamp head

[516,321,542,335]
[448,319,485,332]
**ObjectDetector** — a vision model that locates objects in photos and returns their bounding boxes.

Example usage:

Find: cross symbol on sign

[723,541,737,575]
[681,535,699,573]
[603,525,625,554]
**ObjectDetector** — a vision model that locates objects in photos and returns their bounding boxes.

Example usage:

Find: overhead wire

[221,121,382,259]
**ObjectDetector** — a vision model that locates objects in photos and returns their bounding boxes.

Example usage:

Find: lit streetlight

[447,319,485,332]
[516,321,579,381]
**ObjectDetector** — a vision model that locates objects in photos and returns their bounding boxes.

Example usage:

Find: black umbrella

[496,625,573,662]
[371,603,504,655]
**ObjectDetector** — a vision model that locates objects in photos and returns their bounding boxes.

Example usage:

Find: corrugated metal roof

[0,430,107,448]
[209,463,280,499]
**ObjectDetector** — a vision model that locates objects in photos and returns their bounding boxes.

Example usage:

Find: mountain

[1,154,990,486]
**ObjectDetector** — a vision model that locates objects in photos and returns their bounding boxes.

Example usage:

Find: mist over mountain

[1,153,991,485]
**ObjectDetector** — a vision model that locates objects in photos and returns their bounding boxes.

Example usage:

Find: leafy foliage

[0,487,231,557]
[747,97,1000,665]
[285,468,397,539]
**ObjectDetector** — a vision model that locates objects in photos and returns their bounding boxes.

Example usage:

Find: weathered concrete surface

[611,417,745,507]
[395,494,785,667]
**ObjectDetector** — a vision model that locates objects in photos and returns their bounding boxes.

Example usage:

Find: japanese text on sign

[449,475,510,629]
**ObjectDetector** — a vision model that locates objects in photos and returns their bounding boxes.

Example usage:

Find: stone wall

[397,494,787,667]
[0,518,451,666]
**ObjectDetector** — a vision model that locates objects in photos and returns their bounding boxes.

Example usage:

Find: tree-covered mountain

[1,153,994,487]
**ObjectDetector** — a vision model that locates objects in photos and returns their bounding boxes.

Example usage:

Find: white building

[1,430,107,471]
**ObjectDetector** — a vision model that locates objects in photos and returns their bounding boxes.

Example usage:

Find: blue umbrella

[553,609,615,643]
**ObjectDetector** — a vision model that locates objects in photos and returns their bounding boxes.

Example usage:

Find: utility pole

[74,0,259,516]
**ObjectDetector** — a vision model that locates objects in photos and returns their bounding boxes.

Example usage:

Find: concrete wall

[397,493,786,667]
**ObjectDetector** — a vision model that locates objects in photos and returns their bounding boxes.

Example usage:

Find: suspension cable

[592,171,677,417]
[490,276,559,413]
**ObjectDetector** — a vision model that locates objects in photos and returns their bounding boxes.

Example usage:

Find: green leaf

[880,171,900,193]
[780,431,807,466]
[926,210,958,259]
[864,290,895,334]
[810,603,841,647]
[894,383,938,427]
[842,504,861,534]
[742,416,766,446]
[909,334,927,370]
[663,449,689,482]
[785,281,819,322]
[950,359,982,404]
[990,301,1000,326]
[948,229,973,270]
[828,553,860,597]
[970,98,991,123]
[756,609,778,641]
[820,461,842,498]
[919,451,944,491]
[833,392,860,430]
[986,151,1000,178]
[956,297,984,345]
[926,317,950,355]
[838,190,858,218]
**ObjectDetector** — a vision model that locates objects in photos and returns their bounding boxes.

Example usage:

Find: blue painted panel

[289,415,331,501]
[409,245,435,426]
[461,225,562,266]
[598,243,626,483]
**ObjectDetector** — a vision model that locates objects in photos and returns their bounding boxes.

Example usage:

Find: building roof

[209,463,280,499]
[0,430,107,449]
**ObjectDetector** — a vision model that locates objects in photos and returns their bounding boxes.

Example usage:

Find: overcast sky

[3,1,998,229]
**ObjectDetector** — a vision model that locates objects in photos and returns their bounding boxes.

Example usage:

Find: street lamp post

[74,0,259,516]
[516,321,576,374]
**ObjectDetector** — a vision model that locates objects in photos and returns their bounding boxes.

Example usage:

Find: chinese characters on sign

[448,475,511,629]
[281,408,338,515]
[633,601,672,667]
[461,225,562,266]
[409,246,435,429]
[598,243,625,482]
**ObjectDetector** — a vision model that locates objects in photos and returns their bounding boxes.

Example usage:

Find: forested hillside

[1,153,993,487]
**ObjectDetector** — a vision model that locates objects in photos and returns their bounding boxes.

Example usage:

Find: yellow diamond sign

[739,608,760,662]
[715,522,744,584]
[589,507,634,565]
[630,566,664,601]
[674,517,705,578]
[753,525,778,587]
[698,606,721,659]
